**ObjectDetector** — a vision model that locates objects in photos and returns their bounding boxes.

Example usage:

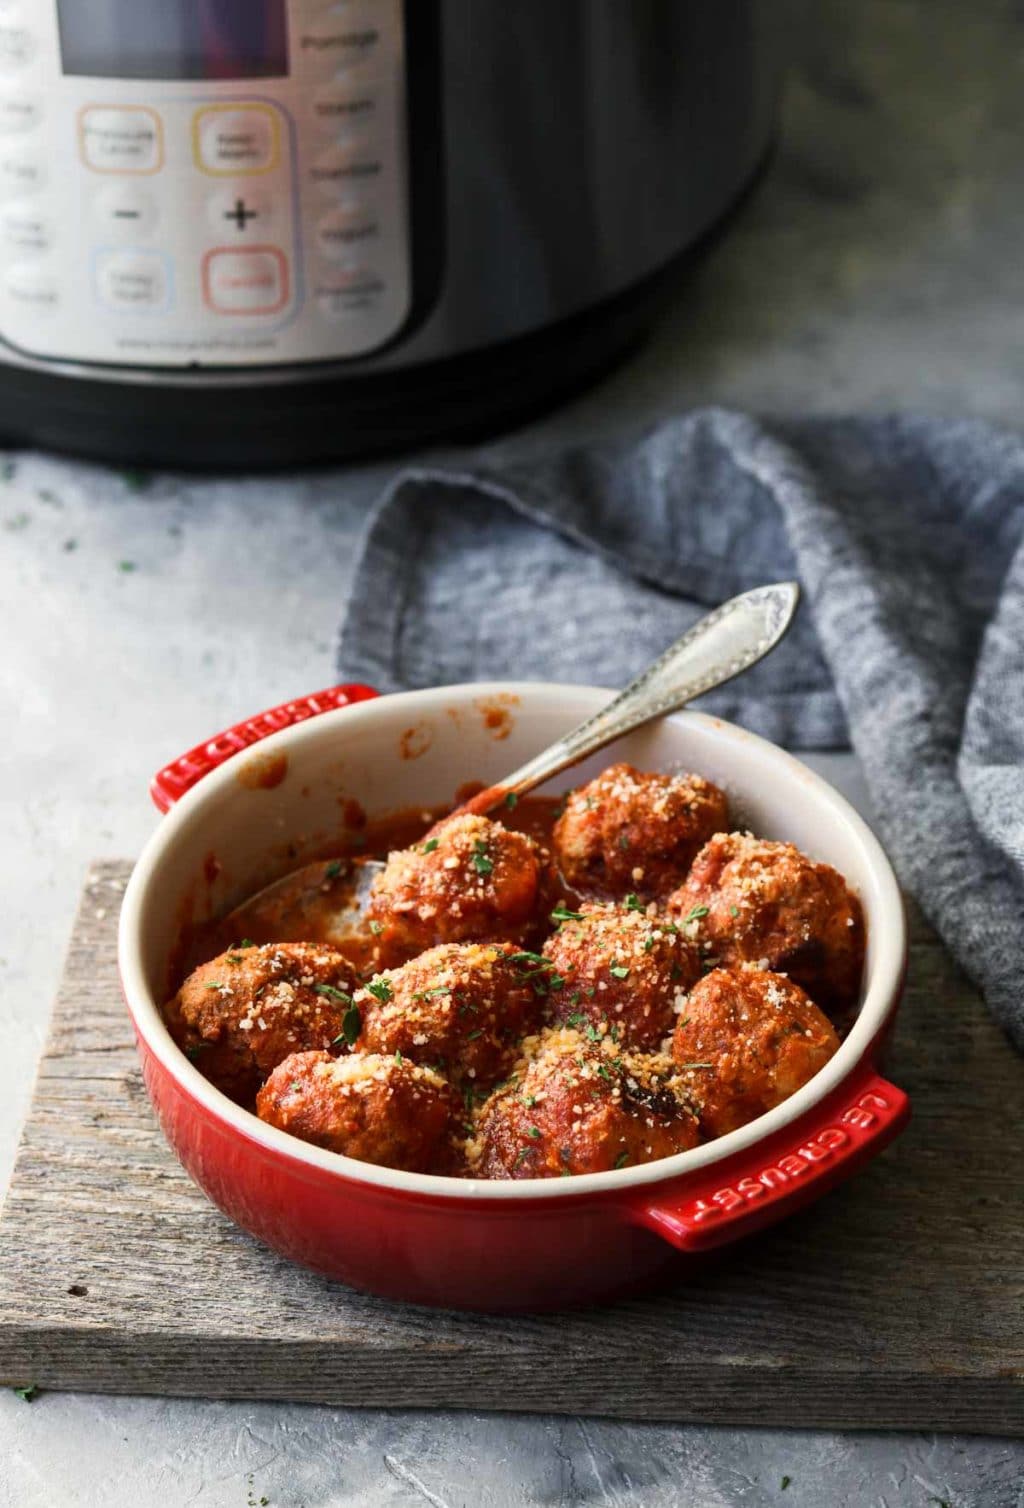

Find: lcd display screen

[58,0,288,81]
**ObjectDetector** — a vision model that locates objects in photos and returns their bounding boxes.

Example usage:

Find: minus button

[93,185,158,240]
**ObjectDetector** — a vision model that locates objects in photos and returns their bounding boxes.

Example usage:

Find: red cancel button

[202,245,289,315]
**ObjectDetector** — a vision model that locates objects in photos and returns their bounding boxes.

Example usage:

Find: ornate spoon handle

[468,581,800,814]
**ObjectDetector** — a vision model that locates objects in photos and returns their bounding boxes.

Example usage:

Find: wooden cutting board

[0,860,1021,1433]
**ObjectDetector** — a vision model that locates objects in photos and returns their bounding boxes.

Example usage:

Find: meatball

[467,1027,700,1180]
[672,966,840,1139]
[166,942,360,1104]
[365,812,545,966]
[553,762,728,899]
[669,832,865,1013]
[542,902,701,1051]
[257,1050,456,1173]
[355,941,541,1092]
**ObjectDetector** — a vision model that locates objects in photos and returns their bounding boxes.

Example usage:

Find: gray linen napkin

[337,407,1024,1051]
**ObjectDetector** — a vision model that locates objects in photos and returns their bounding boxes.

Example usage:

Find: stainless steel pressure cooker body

[0,1,780,465]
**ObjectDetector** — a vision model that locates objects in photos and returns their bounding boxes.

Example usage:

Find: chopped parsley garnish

[471,839,494,876]
[523,1093,536,1108]
[336,1002,363,1047]
[643,936,654,952]
[422,837,440,853]
[613,1152,630,1169]
[550,904,584,924]
[509,951,551,968]
[624,893,644,912]
[369,920,383,935]
[394,1050,403,1065]
[239,938,254,948]
[596,1064,613,1081]
[324,860,342,879]
[185,1043,210,1062]
[504,790,518,809]
[366,978,393,1003]
[683,904,710,925]
[566,1012,587,1028]
[204,981,225,991]
[585,1025,602,1042]
[527,1125,541,1139]
[781,1478,792,1492]
[466,1029,482,1041]
[617,833,630,850]
[677,1061,714,1070]
[12,1384,37,1403]
[314,983,353,1003]
[513,1148,533,1169]
[227,953,245,964]
[609,962,630,980]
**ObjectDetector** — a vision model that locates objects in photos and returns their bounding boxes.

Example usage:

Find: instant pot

[0,1,780,466]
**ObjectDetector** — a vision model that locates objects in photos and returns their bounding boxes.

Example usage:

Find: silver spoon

[224,581,800,948]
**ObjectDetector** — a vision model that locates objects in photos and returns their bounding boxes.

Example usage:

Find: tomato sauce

[177,795,566,986]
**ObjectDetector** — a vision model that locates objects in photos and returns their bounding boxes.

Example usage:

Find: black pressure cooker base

[0,153,770,472]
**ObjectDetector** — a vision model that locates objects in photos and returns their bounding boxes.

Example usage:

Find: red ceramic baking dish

[119,681,909,1311]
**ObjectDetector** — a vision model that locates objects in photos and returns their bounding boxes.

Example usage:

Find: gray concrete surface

[2,0,1023,1503]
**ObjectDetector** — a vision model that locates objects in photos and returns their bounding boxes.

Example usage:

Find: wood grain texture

[0,861,1021,1432]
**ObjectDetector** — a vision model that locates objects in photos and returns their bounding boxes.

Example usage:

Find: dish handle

[631,1065,910,1253]
[149,683,379,812]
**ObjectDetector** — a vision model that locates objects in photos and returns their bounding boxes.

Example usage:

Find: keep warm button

[194,106,279,176]
[202,246,289,315]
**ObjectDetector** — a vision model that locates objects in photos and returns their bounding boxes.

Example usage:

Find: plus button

[224,198,258,231]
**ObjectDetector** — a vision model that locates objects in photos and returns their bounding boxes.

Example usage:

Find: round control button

[0,25,33,72]
[1,198,49,252]
[4,261,57,310]
[205,186,273,236]
[203,247,288,315]
[297,10,381,73]
[95,250,169,311]
[79,107,162,173]
[196,106,278,175]
[0,147,42,197]
[301,0,370,11]
[308,138,382,195]
[0,92,39,135]
[310,83,378,133]
[314,267,383,319]
[316,203,379,261]
[92,183,159,240]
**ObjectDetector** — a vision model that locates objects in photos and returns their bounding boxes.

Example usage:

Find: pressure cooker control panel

[0,0,410,367]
